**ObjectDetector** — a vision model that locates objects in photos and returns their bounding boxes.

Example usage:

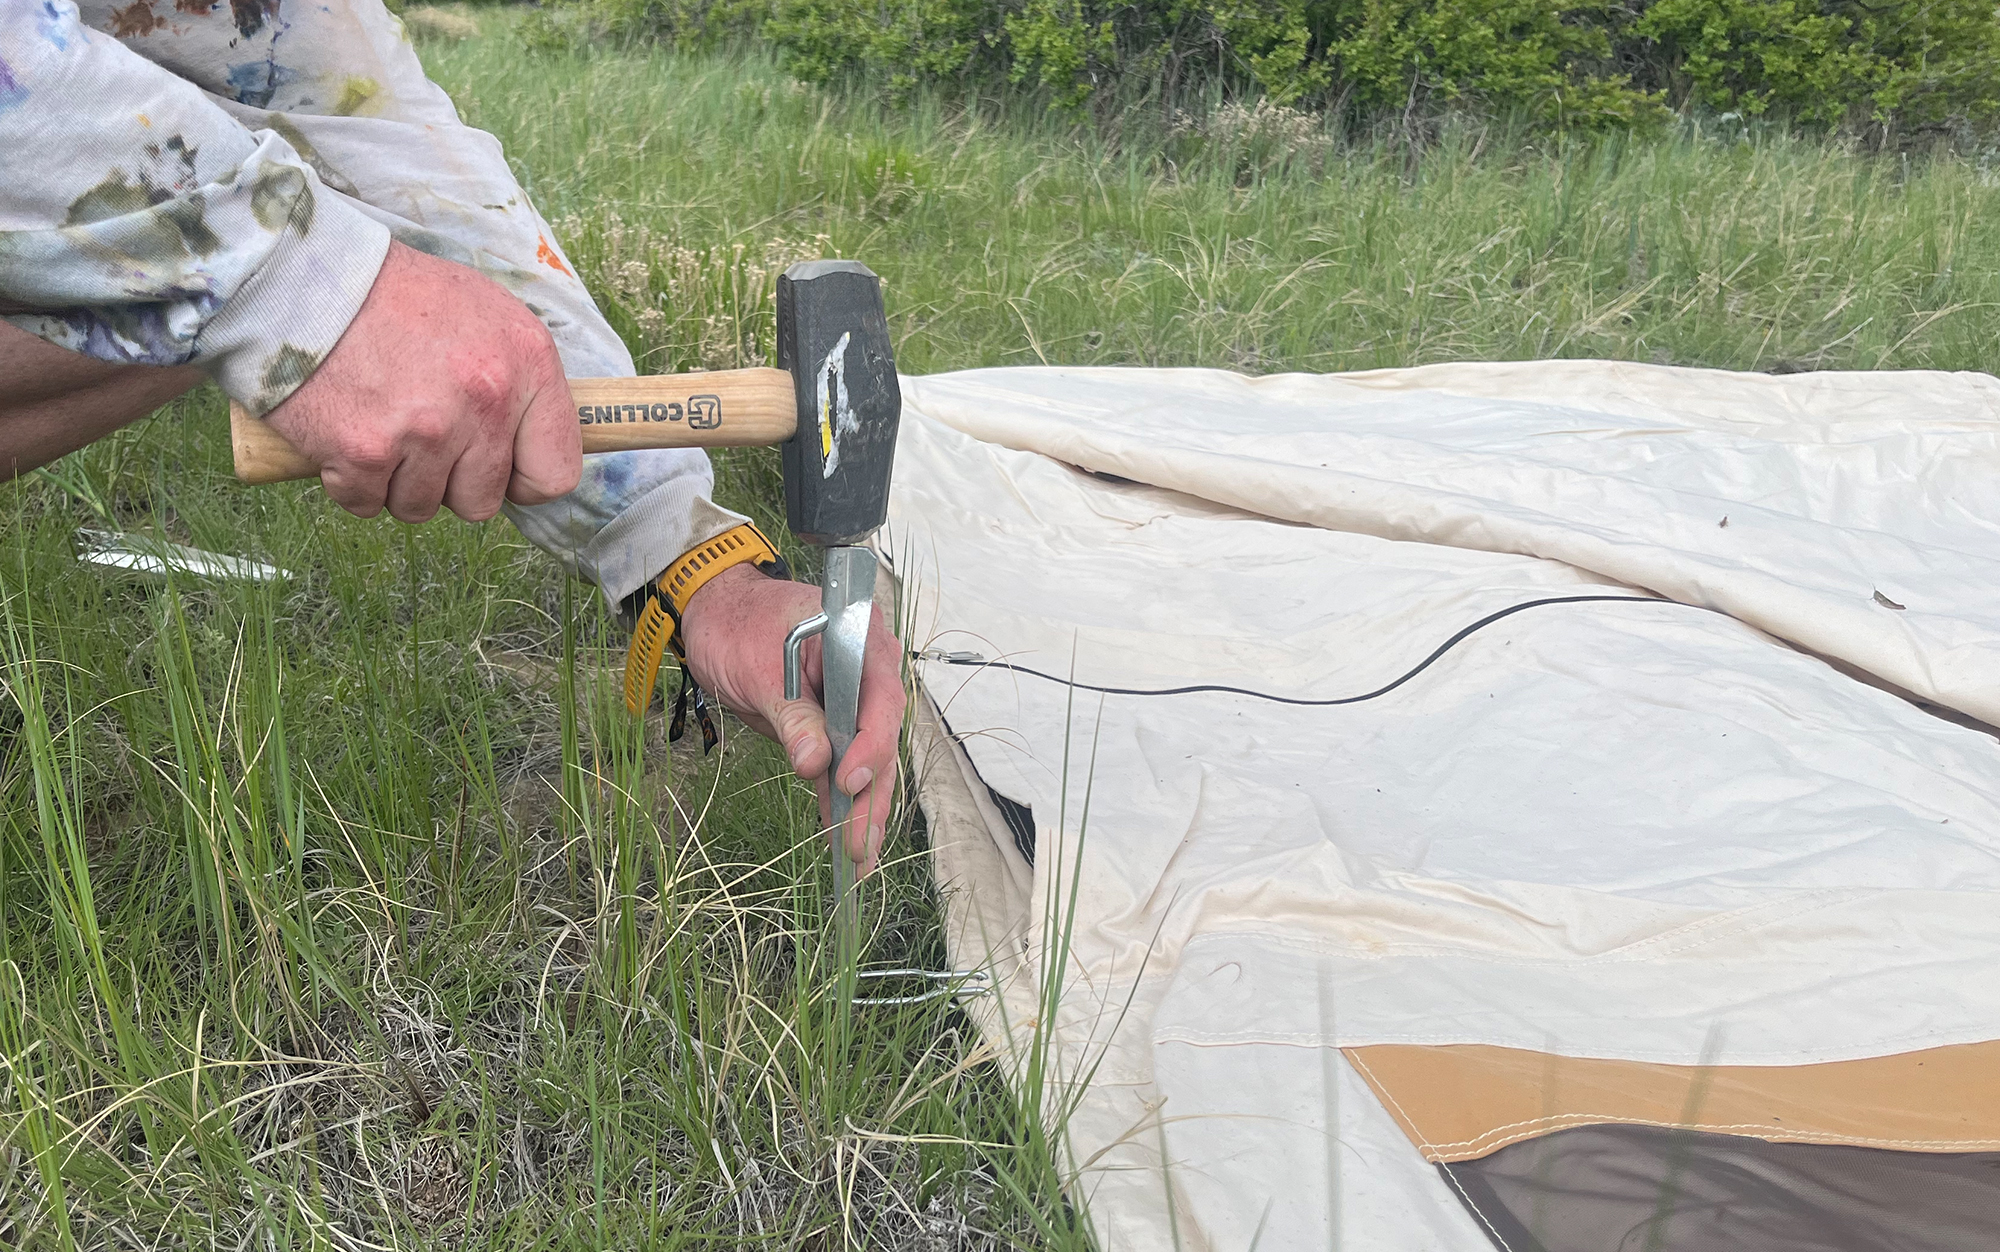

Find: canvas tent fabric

[881,362,2000,1251]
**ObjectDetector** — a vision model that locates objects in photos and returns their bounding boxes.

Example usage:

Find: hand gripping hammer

[230,260,902,955]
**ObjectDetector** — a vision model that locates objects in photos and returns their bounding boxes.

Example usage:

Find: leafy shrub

[589,0,767,46]
[763,0,988,95]
[534,0,2000,133]
[1632,0,2000,127]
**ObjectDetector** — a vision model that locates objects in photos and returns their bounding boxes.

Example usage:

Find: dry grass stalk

[402,6,480,43]
[559,213,833,372]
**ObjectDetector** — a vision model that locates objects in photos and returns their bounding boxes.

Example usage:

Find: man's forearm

[0,320,199,476]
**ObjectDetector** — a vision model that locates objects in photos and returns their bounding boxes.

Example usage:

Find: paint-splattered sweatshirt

[0,0,744,604]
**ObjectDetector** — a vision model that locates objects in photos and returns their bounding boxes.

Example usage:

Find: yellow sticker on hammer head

[815,331,853,476]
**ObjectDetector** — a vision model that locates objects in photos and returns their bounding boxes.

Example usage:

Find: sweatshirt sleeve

[0,0,391,414]
[8,0,749,607]
[165,0,753,607]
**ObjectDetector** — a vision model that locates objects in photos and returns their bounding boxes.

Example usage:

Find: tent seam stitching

[1345,1049,1523,1251]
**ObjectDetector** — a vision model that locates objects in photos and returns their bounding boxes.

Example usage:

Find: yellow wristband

[659,522,784,619]
[624,522,784,716]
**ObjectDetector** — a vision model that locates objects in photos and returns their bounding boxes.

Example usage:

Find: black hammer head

[775,260,900,548]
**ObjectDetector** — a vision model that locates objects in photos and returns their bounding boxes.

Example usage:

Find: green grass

[0,402,1077,1248]
[433,20,2000,379]
[7,8,2000,1248]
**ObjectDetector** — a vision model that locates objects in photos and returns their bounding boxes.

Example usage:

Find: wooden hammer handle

[230,367,799,485]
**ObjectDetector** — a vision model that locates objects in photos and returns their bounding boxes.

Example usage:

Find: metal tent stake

[784,544,878,970]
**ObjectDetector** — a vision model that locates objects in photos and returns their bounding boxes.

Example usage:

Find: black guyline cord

[924,595,1704,707]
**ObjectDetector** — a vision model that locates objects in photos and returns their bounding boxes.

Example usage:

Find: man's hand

[263,240,581,523]
[680,563,905,874]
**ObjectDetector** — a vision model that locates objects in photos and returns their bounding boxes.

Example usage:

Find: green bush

[1632,0,2000,126]
[534,0,2000,133]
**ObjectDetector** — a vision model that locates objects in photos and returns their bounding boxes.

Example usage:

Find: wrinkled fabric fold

[890,362,2000,1251]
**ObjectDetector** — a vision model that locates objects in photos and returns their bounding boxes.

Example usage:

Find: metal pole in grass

[784,543,875,1014]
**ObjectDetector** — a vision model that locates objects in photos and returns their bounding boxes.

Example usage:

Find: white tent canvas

[883,363,2000,1250]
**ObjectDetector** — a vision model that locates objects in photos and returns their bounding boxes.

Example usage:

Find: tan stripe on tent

[1344,1040,2000,1164]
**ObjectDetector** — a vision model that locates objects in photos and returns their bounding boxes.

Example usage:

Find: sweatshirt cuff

[585,480,751,607]
[196,165,392,416]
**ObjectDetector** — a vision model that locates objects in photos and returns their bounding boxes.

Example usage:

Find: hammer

[229,260,900,953]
